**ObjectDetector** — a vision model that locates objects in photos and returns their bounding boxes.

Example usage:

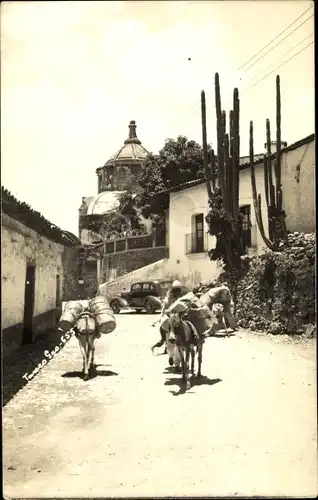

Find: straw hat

[172,280,182,288]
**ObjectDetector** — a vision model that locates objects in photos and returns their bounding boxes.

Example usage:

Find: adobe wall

[103,246,169,283]
[2,214,63,356]
[62,246,80,301]
[99,258,170,301]
[2,213,80,357]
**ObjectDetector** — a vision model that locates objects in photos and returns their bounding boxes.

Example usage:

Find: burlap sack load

[186,305,218,336]
[200,285,236,330]
[199,285,232,307]
[167,300,188,314]
[178,291,203,309]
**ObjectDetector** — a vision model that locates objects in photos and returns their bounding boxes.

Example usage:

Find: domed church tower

[77,120,165,297]
[78,120,150,243]
[96,120,149,193]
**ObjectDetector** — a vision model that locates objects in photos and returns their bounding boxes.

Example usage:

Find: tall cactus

[250,75,288,250]
[201,90,213,201]
[215,73,242,231]
[201,73,245,271]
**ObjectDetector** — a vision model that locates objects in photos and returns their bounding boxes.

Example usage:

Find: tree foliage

[86,192,144,239]
[137,136,210,218]
[205,187,246,273]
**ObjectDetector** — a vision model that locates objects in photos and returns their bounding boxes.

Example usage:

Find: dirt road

[3,313,317,497]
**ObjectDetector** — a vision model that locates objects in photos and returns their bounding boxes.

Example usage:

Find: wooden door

[56,273,61,307]
[22,264,36,344]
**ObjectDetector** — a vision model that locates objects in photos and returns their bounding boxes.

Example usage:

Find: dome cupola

[96,120,149,193]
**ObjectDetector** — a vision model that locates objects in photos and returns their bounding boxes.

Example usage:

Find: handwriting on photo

[22,330,75,381]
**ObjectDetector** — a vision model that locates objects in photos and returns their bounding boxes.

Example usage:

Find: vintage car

[109,279,186,314]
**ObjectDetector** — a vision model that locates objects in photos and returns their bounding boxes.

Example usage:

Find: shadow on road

[61,369,118,380]
[2,328,69,407]
[163,366,179,374]
[164,375,222,396]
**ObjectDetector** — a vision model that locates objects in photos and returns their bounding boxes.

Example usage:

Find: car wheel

[111,301,121,314]
[145,300,155,314]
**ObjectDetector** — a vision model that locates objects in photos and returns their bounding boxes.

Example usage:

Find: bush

[194,232,316,335]
[235,232,316,334]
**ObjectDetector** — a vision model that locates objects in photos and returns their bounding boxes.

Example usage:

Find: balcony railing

[128,234,153,250]
[103,232,167,255]
[185,232,209,254]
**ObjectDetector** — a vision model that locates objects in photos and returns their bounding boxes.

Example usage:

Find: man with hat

[151,279,185,359]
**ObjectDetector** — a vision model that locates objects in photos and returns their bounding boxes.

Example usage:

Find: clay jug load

[59,301,84,332]
[89,296,116,334]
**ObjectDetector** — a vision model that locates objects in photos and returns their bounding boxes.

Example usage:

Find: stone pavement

[3,312,317,497]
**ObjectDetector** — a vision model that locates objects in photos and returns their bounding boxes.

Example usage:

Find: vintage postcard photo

[2,1,316,498]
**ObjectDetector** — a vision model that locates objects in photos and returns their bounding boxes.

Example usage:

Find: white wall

[164,209,169,247]
[2,213,64,330]
[167,165,270,287]
[239,138,316,238]
[168,184,220,287]
[281,139,315,233]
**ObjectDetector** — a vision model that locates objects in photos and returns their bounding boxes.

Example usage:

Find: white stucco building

[99,133,315,297]
[162,133,315,286]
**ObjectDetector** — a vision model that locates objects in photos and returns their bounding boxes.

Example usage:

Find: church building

[78,120,150,244]
[78,120,160,296]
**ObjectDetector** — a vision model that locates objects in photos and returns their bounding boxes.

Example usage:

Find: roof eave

[1,187,79,247]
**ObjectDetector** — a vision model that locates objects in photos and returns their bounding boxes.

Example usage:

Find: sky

[1,0,314,235]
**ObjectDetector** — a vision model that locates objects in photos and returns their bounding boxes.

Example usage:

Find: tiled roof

[1,187,80,246]
[106,142,148,165]
[98,120,149,169]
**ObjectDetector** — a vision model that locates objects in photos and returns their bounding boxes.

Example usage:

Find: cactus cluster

[201,73,245,270]
[250,75,288,250]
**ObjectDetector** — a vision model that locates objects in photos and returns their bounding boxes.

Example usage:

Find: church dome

[86,191,122,215]
[105,120,149,166]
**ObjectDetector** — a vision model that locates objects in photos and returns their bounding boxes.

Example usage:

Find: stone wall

[103,246,169,283]
[62,246,80,301]
[99,258,170,300]
[82,260,99,299]
[235,233,316,335]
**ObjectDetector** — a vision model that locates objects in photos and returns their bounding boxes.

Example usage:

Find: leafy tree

[136,153,166,218]
[86,136,210,238]
[137,136,210,218]
[85,192,143,240]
